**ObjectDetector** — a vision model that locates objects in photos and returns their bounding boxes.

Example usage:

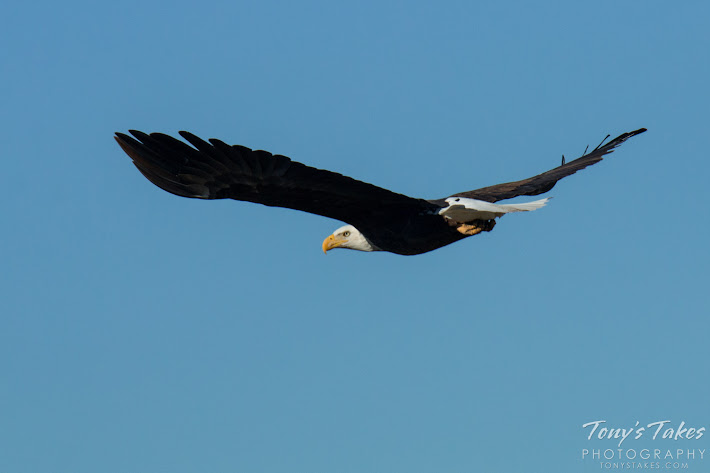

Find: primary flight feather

[115,128,646,255]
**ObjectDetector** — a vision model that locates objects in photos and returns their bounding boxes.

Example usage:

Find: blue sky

[2,1,708,472]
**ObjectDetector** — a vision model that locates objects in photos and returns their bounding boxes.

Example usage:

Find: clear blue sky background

[2,1,708,472]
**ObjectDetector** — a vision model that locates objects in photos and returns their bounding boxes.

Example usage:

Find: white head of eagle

[322,225,381,253]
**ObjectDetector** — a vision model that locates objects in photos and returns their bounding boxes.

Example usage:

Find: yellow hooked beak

[322,234,347,254]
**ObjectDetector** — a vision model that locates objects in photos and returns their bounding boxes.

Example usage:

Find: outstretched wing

[115,130,429,225]
[446,128,647,203]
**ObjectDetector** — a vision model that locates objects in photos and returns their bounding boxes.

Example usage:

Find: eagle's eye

[343,231,351,237]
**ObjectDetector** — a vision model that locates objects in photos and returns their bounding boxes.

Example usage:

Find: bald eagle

[115,128,646,255]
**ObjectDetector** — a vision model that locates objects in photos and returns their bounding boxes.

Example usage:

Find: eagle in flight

[115,128,646,255]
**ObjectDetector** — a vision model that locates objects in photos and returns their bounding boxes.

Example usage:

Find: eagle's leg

[456,219,496,236]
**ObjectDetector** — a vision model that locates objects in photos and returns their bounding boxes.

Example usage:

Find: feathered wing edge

[115,130,221,199]
[446,128,647,203]
[115,130,432,226]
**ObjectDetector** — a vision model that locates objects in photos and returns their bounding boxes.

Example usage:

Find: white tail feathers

[439,197,550,222]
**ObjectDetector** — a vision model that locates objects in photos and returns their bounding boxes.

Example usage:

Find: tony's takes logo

[583,420,705,447]
[581,420,707,470]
